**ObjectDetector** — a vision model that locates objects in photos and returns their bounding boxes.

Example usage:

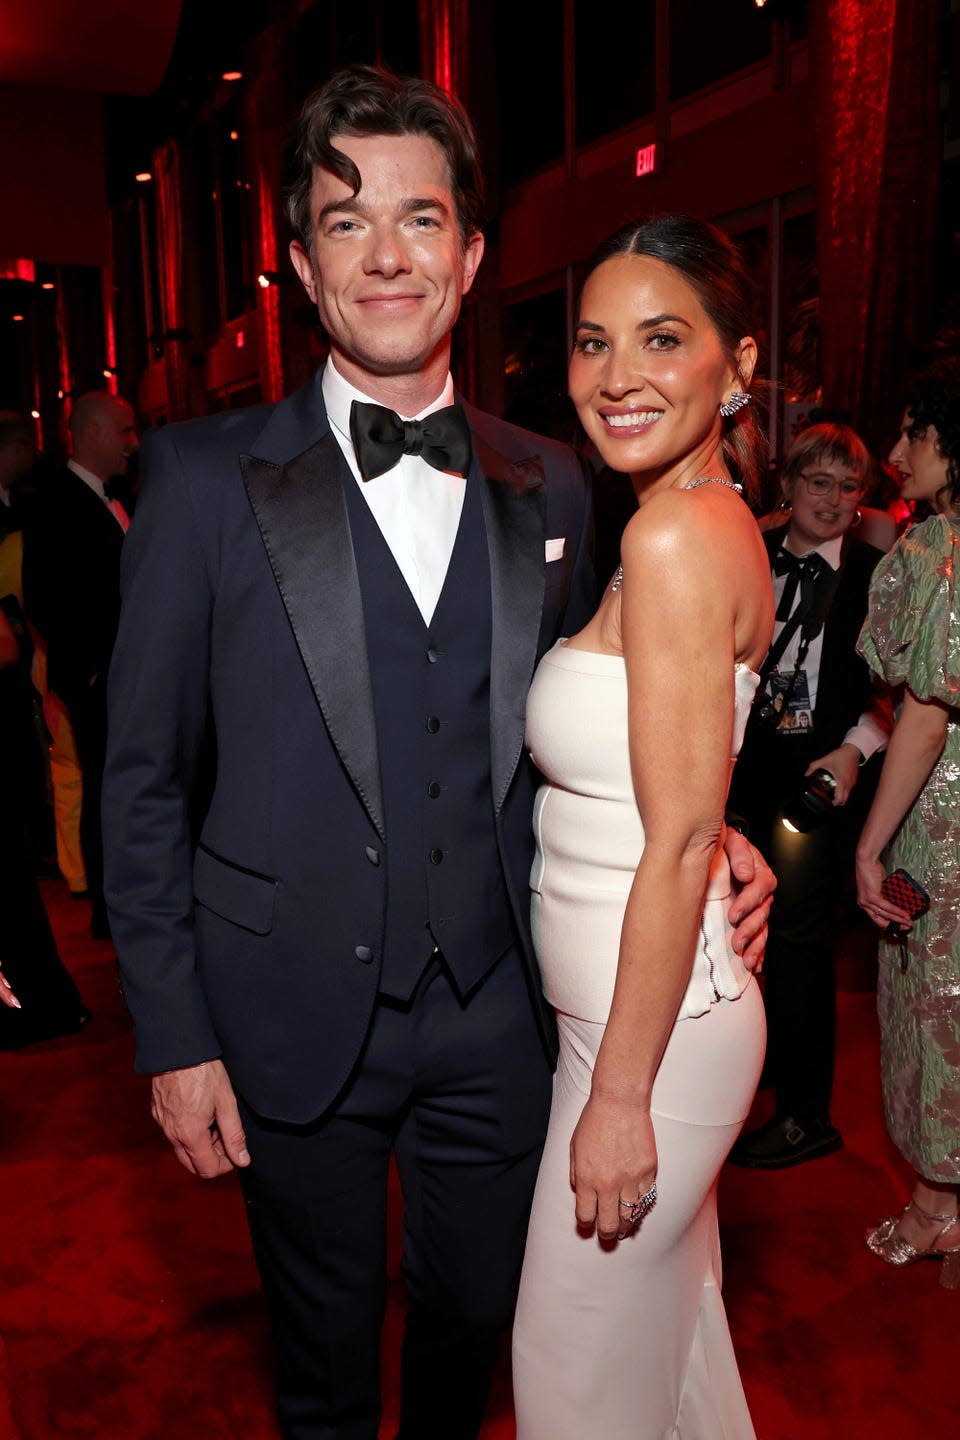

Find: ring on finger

[618,1182,658,1226]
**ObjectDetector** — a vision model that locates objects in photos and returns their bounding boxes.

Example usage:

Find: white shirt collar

[321,357,456,464]
[781,533,843,572]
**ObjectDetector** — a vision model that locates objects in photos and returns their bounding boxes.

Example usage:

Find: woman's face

[888,410,950,510]
[568,254,752,485]
[782,455,864,550]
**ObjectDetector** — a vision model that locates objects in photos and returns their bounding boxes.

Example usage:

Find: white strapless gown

[513,641,765,1440]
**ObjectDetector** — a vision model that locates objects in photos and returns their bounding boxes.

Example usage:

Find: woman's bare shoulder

[620,483,749,570]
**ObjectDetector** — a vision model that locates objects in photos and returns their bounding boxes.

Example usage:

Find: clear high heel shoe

[866,1200,960,1289]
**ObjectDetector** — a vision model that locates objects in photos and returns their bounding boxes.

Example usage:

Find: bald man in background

[23,392,139,941]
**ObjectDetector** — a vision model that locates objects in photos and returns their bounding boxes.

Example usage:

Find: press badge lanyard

[759,561,840,727]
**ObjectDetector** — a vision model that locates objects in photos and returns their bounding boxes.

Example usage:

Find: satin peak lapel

[474,430,547,813]
[241,435,385,839]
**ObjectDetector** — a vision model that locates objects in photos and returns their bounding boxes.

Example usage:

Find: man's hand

[151,1059,250,1179]
[723,827,775,973]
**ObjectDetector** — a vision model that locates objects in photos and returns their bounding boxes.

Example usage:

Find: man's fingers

[212,1105,251,1168]
[724,827,756,883]
[169,1135,233,1179]
[740,920,768,973]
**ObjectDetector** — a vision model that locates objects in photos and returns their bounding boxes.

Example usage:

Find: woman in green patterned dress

[855,360,960,1288]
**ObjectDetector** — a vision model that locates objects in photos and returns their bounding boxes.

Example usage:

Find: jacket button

[427,781,441,798]
[364,846,381,865]
[426,715,440,733]
[355,945,374,963]
[426,646,439,663]
[429,848,444,865]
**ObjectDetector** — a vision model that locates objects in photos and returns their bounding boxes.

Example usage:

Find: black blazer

[730,523,885,840]
[759,523,883,747]
[22,465,125,707]
[102,372,594,1123]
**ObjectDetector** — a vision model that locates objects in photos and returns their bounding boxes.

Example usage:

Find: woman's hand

[0,970,21,1009]
[570,1093,657,1242]
[807,743,860,805]
[855,852,912,932]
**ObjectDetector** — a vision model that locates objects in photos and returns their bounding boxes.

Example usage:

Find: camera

[781,768,837,834]
[753,692,785,731]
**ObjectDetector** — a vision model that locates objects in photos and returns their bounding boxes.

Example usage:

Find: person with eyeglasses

[728,422,893,1169]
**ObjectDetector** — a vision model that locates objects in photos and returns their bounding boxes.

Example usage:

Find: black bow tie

[773,548,824,622]
[349,400,472,482]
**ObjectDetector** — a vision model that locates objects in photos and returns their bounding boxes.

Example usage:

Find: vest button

[355,945,374,963]
[426,647,439,663]
[429,848,444,865]
[426,715,440,733]
[427,781,441,798]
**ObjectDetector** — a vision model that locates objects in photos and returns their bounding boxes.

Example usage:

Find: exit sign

[635,143,658,178]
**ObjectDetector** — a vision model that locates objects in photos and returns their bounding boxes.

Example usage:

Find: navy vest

[342,466,518,999]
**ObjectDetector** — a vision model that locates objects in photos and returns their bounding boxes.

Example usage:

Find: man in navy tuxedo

[103,66,772,1440]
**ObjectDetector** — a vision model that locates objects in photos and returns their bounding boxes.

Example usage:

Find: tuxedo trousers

[237,947,553,1440]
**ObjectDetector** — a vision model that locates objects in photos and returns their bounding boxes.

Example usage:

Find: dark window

[191,122,222,346]
[730,222,770,382]
[669,0,771,100]
[112,200,148,378]
[216,98,255,322]
[788,0,810,42]
[140,186,163,351]
[62,266,109,396]
[502,289,573,443]
[574,0,656,146]
[378,0,421,75]
[296,0,420,102]
[495,0,564,187]
[782,211,820,442]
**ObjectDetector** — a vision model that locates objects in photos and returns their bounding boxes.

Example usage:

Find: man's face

[289,132,484,396]
[92,398,139,479]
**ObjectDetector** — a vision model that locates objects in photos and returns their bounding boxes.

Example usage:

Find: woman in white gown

[512,216,775,1439]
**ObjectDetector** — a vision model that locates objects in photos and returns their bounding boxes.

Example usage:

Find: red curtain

[418,0,470,98]
[248,23,288,405]
[811,0,940,451]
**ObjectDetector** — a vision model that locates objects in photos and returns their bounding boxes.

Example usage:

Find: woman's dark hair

[780,422,871,492]
[286,64,484,253]
[579,214,766,498]
[902,359,960,509]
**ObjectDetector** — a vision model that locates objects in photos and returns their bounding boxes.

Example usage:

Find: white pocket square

[545,538,565,562]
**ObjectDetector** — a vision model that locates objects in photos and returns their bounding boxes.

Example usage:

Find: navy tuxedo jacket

[103,372,594,1122]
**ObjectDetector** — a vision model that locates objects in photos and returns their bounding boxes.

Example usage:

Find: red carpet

[1,881,955,1439]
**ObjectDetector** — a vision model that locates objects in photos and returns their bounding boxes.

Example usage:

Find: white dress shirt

[323,359,466,626]
[772,534,886,761]
[67,459,129,533]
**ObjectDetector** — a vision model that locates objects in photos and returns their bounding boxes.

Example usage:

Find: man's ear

[289,240,317,305]
[460,230,485,297]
